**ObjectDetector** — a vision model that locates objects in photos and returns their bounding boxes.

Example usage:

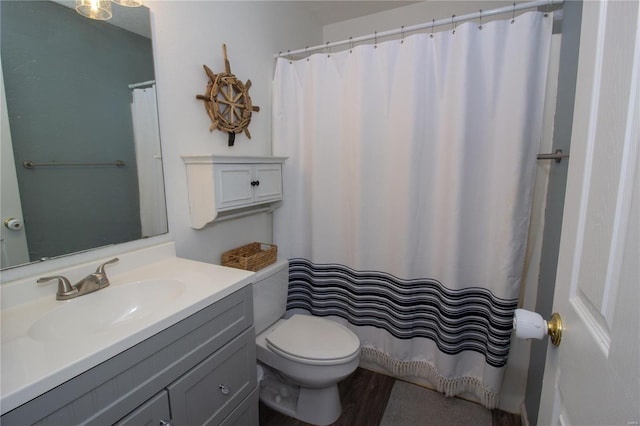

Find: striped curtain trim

[286,258,516,368]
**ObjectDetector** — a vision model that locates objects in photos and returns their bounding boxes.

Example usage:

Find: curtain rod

[276,0,563,58]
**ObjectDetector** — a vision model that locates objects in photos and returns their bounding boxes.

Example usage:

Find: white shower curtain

[273,12,552,407]
[130,85,167,237]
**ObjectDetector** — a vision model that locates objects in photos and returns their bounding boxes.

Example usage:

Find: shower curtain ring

[544,0,550,17]
[287,50,292,64]
[430,18,435,38]
[349,36,354,53]
[326,41,331,58]
[511,2,516,24]
[305,46,309,61]
[374,31,378,48]
[400,25,405,44]
[478,9,483,30]
[452,15,456,34]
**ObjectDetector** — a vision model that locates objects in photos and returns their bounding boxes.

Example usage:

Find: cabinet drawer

[114,391,170,426]
[168,327,257,426]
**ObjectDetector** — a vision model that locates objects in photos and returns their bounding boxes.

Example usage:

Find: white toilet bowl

[251,260,360,426]
[256,315,360,425]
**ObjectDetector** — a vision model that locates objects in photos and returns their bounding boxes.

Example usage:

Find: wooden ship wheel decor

[196,44,260,146]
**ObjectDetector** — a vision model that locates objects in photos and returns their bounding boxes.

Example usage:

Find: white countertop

[0,256,254,415]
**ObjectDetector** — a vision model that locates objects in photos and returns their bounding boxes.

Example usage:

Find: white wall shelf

[181,155,287,229]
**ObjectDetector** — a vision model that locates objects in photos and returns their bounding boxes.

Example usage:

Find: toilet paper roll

[513,308,547,340]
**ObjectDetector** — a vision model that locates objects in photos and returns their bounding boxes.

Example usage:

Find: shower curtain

[273,12,552,407]
[130,85,167,237]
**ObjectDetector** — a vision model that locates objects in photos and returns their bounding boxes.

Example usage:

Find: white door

[0,62,30,268]
[538,1,640,425]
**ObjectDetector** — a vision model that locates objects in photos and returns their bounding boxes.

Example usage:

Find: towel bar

[537,149,569,163]
[23,160,125,169]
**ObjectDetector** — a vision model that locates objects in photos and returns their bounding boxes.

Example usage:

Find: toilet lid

[266,315,360,365]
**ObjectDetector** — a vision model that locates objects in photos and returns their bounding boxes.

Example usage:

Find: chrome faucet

[37,258,119,300]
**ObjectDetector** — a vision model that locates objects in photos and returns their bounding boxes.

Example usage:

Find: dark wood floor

[259,368,521,426]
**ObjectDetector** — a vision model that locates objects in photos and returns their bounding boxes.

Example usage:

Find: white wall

[148,1,322,265]
[322,1,561,415]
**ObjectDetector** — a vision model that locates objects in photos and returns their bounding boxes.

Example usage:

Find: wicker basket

[221,242,277,272]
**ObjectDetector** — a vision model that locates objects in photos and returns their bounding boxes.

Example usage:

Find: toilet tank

[252,259,289,335]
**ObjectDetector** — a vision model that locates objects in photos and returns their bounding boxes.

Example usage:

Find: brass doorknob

[547,312,563,347]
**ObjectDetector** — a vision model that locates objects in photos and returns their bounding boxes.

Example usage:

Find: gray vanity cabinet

[1,286,258,426]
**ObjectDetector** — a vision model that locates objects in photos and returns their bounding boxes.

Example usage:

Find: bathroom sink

[28,279,186,342]
[1,254,256,416]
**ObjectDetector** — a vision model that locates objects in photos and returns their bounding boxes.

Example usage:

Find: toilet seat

[265,315,360,366]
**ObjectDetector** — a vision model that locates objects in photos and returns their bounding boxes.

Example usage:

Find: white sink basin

[28,279,185,342]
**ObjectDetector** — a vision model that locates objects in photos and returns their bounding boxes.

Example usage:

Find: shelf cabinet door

[114,391,171,426]
[215,164,255,210]
[182,155,286,227]
[215,163,283,211]
[253,164,283,204]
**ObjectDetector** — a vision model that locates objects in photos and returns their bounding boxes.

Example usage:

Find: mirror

[0,0,167,270]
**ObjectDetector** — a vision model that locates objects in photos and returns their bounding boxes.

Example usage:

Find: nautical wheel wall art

[196,44,260,146]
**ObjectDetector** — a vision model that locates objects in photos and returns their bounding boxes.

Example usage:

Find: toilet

[252,259,360,426]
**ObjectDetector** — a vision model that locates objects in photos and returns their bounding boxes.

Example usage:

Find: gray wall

[1,1,154,261]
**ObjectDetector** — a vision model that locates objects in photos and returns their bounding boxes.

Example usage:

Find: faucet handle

[37,276,77,298]
[95,257,119,275]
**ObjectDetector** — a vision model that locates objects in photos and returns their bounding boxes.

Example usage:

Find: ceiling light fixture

[75,0,142,21]
[75,0,112,20]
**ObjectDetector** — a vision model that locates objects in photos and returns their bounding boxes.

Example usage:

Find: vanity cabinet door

[220,388,259,426]
[114,391,171,426]
[167,327,257,426]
